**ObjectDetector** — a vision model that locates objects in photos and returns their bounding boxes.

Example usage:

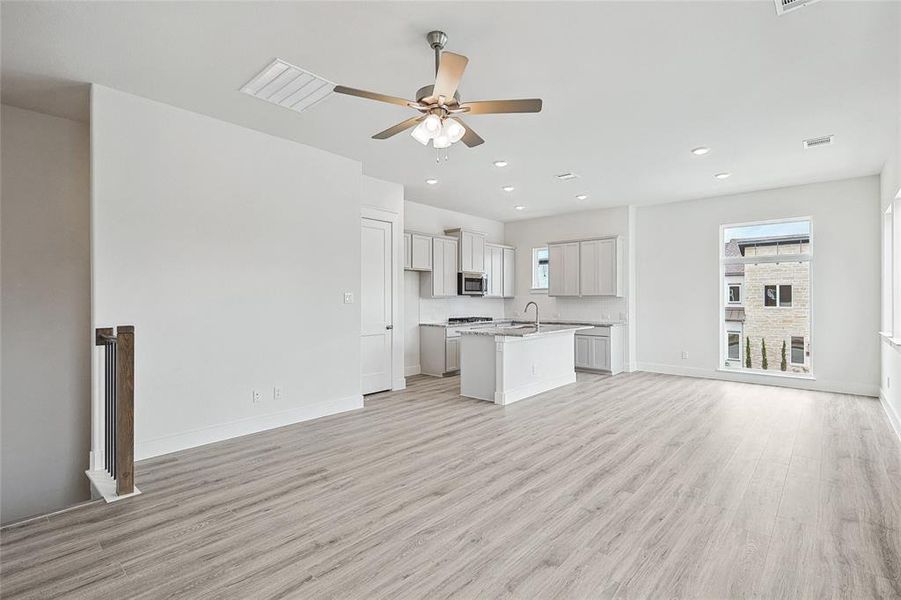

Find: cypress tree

[745,337,751,369]
[761,338,768,370]
[781,340,787,371]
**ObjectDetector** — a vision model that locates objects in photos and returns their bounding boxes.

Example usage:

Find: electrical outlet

[273,386,283,400]
[681,351,688,360]
[252,390,263,403]
[344,292,354,304]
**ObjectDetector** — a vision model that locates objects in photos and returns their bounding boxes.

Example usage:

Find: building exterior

[724,235,810,373]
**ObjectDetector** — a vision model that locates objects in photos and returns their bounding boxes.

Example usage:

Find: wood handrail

[115,326,134,495]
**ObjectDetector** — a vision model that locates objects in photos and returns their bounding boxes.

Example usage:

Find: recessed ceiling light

[493,160,509,168]
[576,194,588,201]
[425,178,438,185]
[555,172,578,180]
[714,172,731,180]
[502,186,515,192]
[514,205,525,211]
[691,146,711,156]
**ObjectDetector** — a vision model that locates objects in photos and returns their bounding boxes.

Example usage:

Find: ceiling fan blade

[333,85,412,107]
[433,52,469,102]
[459,99,543,115]
[372,116,425,140]
[452,118,484,148]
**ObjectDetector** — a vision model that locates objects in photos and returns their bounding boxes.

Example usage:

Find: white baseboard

[636,362,878,397]
[85,469,142,503]
[135,394,363,461]
[494,373,577,406]
[880,389,901,443]
[392,377,407,391]
[405,365,422,377]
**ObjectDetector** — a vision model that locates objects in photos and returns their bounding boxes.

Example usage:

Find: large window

[532,247,549,290]
[721,219,811,374]
[884,205,893,335]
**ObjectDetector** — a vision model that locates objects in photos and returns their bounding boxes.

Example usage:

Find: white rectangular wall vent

[802,134,834,149]
[555,172,579,181]
[775,0,823,15]
[241,59,334,113]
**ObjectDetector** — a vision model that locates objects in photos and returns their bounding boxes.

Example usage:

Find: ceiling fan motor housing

[415,85,460,106]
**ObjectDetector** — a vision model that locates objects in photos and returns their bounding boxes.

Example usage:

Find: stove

[447,316,495,324]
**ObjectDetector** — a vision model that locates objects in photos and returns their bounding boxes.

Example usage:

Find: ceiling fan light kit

[333,30,543,157]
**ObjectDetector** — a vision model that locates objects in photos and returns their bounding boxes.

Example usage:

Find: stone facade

[742,261,810,372]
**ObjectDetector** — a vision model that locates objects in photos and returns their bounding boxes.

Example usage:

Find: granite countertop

[458,324,593,337]
[420,319,625,328]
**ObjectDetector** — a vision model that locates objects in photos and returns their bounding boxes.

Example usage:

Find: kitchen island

[459,324,592,405]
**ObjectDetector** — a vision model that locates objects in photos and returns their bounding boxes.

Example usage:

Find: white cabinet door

[403,233,412,270]
[431,238,445,296]
[502,247,515,298]
[589,336,611,370]
[445,338,460,371]
[411,233,432,271]
[444,239,457,297]
[548,242,580,296]
[485,245,503,297]
[580,238,620,296]
[575,335,591,369]
[471,233,485,274]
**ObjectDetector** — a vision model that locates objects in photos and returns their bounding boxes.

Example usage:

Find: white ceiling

[2,1,898,221]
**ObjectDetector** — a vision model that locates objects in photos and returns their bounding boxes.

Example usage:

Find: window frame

[727,283,742,305]
[727,331,742,361]
[719,216,813,379]
[530,246,549,292]
[764,284,793,307]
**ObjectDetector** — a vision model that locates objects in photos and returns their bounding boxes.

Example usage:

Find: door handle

[386,325,393,330]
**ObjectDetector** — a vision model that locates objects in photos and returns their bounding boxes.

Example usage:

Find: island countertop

[457,323,593,338]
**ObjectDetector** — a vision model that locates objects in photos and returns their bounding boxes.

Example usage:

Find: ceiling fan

[333,31,542,151]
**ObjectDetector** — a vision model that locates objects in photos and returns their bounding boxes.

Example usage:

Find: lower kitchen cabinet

[420,326,462,376]
[574,326,623,374]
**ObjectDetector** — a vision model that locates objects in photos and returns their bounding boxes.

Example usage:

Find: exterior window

[791,336,805,364]
[779,285,792,307]
[721,218,811,374]
[764,284,792,307]
[727,332,741,360]
[532,247,549,290]
[764,285,777,307]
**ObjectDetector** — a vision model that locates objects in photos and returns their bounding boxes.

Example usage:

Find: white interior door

[361,218,392,394]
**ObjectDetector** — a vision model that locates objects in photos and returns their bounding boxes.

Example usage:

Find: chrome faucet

[524,301,540,328]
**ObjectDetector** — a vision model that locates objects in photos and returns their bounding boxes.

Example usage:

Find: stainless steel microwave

[458,272,487,296]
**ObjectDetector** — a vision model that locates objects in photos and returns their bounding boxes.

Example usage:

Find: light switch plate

[344,292,354,304]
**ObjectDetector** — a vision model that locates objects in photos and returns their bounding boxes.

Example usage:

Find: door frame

[362,205,404,391]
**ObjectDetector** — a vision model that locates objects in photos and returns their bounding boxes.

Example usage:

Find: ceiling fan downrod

[427,31,448,76]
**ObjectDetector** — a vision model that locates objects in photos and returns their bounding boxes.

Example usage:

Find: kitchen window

[791,336,805,364]
[532,247,549,290]
[728,284,741,304]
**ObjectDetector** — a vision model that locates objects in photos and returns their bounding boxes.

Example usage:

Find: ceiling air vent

[803,134,834,149]
[774,0,823,15]
[241,59,334,113]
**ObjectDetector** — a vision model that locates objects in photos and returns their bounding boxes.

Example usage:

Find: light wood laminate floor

[2,372,900,599]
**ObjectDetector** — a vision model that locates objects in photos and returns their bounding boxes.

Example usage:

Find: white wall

[504,206,633,367]
[637,176,881,396]
[91,86,364,460]
[1,105,91,523]
[403,200,506,375]
[879,7,901,439]
[362,175,405,390]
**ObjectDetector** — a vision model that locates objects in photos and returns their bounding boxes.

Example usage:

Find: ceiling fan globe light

[433,134,451,149]
[410,122,431,145]
[423,114,442,135]
[445,119,466,143]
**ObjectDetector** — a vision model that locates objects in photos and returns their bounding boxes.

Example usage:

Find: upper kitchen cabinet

[420,235,457,298]
[549,236,623,297]
[445,228,486,273]
[404,231,433,271]
[580,237,623,296]
[548,242,580,297]
[485,243,515,298]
